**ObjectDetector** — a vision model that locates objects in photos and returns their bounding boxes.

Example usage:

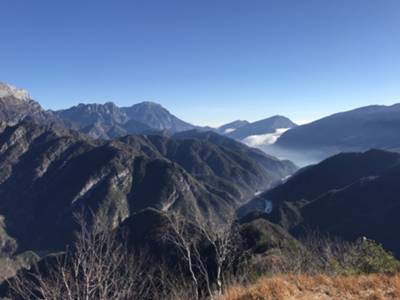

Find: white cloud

[223,128,236,134]
[242,128,290,147]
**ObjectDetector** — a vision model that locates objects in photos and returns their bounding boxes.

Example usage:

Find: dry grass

[219,274,400,300]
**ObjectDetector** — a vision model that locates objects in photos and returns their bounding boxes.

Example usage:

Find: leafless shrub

[8,212,151,300]
[238,229,400,280]
[251,230,358,276]
[162,211,242,300]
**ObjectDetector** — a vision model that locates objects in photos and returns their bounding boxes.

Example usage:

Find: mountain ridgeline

[0,82,199,139]
[241,149,400,255]
[272,104,400,162]
[0,81,300,144]
[0,82,55,125]
[53,101,197,139]
[224,115,297,140]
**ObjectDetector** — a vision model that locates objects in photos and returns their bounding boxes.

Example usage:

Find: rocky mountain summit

[53,101,197,139]
[0,82,51,125]
[0,82,197,139]
[121,101,196,132]
[0,82,30,101]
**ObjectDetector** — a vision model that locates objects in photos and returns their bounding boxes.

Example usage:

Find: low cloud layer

[242,128,290,147]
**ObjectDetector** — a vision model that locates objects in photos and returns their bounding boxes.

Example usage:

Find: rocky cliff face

[53,101,197,139]
[0,122,6,134]
[0,82,30,101]
[0,82,51,125]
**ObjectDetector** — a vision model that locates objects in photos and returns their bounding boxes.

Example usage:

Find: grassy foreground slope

[220,274,400,300]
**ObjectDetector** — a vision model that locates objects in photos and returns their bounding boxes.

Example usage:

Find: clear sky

[1,0,400,126]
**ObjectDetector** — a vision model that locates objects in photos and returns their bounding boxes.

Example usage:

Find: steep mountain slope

[121,101,196,132]
[120,132,297,201]
[173,130,297,178]
[226,116,297,141]
[0,82,52,125]
[0,122,238,253]
[216,120,249,134]
[80,119,152,139]
[297,165,400,254]
[0,122,296,254]
[240,149,400,255]
[52,102,152,139]
[275,104,400,161]
[54,102,128,128]
[0,122,6,134]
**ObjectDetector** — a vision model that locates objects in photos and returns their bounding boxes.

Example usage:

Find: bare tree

[196,214,240,297]
[163,211,240,299]
[163,211,202,300]
[9,212,150,300]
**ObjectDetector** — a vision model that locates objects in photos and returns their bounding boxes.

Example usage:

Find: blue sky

[1,0,400,126]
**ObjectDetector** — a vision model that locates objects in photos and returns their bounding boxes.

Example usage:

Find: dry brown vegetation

[5,211,400,300]
[219,274,400,300]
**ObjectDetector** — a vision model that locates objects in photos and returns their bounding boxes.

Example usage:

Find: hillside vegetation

[219,274,400,300]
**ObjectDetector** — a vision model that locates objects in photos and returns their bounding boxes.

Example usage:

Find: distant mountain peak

[224,115,297,141]
[0,82,31,101]
[217,120,250,133]
[274,102,400,163]
[137,101,163,107]
[121,101,196,132]
[125,101,170,113]
[0,81,50,125]
[75,101,118,108]
[268,114,290,120]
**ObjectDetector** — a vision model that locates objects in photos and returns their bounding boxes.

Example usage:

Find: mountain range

[270,104,400,164]
[240,149,400,255]
[223,115,296,140]
[215,120,250,134]
[0,120,296,253]
[2,80,400,261]
[3,81,400,166]
[0,82,299,142]
[53,101,197,139]
[2,80,400,300]
[214,116,297,148]
[0,82,200,139]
